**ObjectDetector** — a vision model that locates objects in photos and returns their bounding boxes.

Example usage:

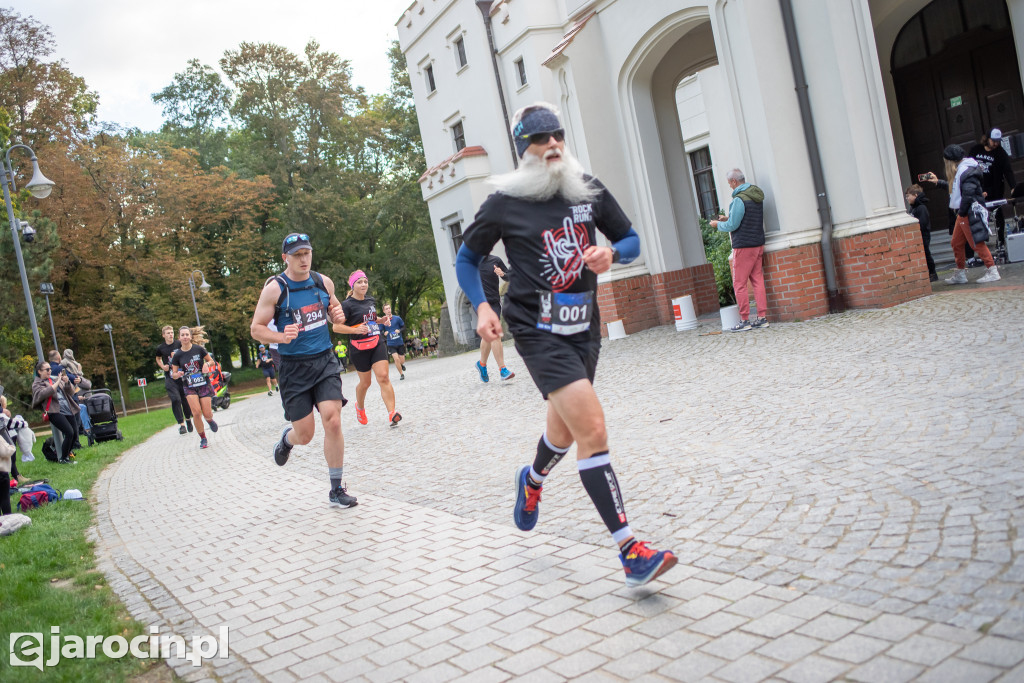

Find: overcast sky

[11,0,414,131]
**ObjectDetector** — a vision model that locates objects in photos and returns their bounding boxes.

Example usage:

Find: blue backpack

[28,483,61,502]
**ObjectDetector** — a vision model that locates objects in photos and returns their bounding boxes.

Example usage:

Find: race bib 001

[291,302,327,332]
[186,373,207,388]
[537,291,593,335]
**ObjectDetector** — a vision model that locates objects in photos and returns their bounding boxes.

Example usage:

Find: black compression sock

[578,451,634,545]
[529,433,570,487]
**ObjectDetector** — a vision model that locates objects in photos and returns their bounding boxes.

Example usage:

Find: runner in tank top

[250,233,356,508]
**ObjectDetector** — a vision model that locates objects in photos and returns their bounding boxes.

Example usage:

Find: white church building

[397,0,1024,344]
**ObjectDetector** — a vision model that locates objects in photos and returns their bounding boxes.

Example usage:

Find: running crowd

[243,102,678,588]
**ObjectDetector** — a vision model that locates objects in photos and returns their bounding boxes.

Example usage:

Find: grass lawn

[1,408,177,681]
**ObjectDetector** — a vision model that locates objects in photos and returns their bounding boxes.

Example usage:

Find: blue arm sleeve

[611,227,640,265]
[717,197,745,233]
[455,244,487,309]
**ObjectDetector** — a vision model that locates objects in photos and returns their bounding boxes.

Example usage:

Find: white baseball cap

[990,128,1003,141]
[63,489,84,500]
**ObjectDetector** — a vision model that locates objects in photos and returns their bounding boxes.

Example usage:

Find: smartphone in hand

[917,173,930,183]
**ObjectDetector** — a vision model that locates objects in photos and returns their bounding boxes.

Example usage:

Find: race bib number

[291,302,327,332]
[186,373,207,388]
[366,320,380,336]
[537,291,593,335]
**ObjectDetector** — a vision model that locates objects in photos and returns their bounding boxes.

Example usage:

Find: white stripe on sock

[542,432,570,453]
[577,453,611,470]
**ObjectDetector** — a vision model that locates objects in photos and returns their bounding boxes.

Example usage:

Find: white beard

[489,148,600,203]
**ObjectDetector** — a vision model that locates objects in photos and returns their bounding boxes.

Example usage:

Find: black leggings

[1,432,18,515]
[49,413,77,460]
[166,378,193,424]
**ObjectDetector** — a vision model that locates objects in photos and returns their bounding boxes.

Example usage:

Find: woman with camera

[31,361,80,463]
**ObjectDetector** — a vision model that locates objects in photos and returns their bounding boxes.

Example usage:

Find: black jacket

[909,195,930,232]
[969,143,1016,199]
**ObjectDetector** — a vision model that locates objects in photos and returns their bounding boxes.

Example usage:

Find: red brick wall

[760,220,932,321]
[598,264,718,336]
[595,221,931,333]
[833,221,932,309]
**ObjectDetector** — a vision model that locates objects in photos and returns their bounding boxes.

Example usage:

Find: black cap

[282,232,312,255]
[942,144,966,161]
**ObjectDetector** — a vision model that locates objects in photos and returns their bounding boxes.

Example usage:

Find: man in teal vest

[251,233,356,509]
[711,168,769,332]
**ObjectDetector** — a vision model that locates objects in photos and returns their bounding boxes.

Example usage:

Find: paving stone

[819,634,892,664]
[756,633,826,663]
[915,657,1003,683]
[776,654,852,683]
[958,636,1024,668]
[847,655,924,683]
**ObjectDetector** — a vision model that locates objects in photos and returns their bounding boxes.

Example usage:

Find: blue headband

[513,108,562,157]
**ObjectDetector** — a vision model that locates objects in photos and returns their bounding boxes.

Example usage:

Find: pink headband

[348,270,367,289]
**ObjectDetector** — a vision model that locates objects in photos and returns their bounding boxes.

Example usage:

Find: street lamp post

[40,282,58,352]
[103,324,128,417]
[187,269,211,327]
[2,144,56,363]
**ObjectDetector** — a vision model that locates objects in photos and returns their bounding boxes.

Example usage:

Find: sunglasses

[521,129,565,146]
[285,233,310,244]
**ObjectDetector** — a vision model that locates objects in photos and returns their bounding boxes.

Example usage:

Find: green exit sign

[950,95,963,107]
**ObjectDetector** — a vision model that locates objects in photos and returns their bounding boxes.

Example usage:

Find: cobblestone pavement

[92,283,1024,682]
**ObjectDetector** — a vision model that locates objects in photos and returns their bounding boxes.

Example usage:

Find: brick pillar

[597,264,718,336]
[762,219,932,321]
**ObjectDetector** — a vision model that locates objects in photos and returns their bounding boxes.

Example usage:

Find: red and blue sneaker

[476,361,489,383]
[620,541,677,587]
[513,465,542,531]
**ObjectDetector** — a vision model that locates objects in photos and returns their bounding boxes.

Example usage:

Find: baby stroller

[82,388,122,442]
[209,363,232,411]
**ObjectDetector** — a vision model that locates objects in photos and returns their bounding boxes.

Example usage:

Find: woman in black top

[170,326,218,448]
[334,270,401,427]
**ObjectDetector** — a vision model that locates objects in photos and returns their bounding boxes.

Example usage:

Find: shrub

[700,216,736,306]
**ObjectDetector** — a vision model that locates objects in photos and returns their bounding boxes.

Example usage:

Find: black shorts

[261,366,276,379]
[387,344,407,356]
[278,349,344,421]
[513,326,600,400]
[350,339,389,373]
[488,300,502,321]
[269,348,282,368]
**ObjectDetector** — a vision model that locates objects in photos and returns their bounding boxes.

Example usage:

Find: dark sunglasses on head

[521,129,565,146]
[285,233,310,244]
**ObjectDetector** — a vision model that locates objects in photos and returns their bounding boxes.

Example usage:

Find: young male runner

[475,253,515,382]
[455,102,676,587]
[255,344,278,395]
[156,325,193,434]
[380,303,407,380]
[250,233,356,508]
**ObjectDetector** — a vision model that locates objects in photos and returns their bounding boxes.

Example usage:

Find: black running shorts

[278,349,344,421]
[350,339,388,373]
[261,366,276,379]
[488,300,502,321]
[387,344,407,356]
[513,326,599,400]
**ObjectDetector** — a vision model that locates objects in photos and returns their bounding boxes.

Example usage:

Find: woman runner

[334,270,401,427]
[170,326,218,448]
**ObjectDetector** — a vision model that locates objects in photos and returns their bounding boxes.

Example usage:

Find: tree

[151,59,231,169]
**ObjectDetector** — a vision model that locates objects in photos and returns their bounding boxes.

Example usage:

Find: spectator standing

[970,129,1017,243]
[31,361,79,463]
[905,184,938,281]
[710,168,769,331]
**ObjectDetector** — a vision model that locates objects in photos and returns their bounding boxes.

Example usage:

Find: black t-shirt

[463,178,632,340]
[170,345,210,388]
[969,143,1016,198]
[157,341,181,370]
[341,296,383,350]
[479,255,510,305]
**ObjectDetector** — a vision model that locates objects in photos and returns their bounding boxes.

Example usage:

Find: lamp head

[40,282,54,295]
[199,277,211,293]
[103,324,113,333]
[25,158,55,199]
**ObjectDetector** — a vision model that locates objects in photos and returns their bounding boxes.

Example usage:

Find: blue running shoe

[208,419,218,433]
[513,465,541,531]
[620,541,677,587]
[199,437,209,449]
[476,361,489,383]
[500,367,515,380]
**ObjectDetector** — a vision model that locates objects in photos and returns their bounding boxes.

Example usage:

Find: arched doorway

[892,0,1024,230]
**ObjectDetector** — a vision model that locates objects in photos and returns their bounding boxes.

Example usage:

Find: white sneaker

[944,269,967,285]
[976,266,1001,284]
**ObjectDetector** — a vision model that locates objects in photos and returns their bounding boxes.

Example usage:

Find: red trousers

[732,246,768,320]
[951,216,993,269]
